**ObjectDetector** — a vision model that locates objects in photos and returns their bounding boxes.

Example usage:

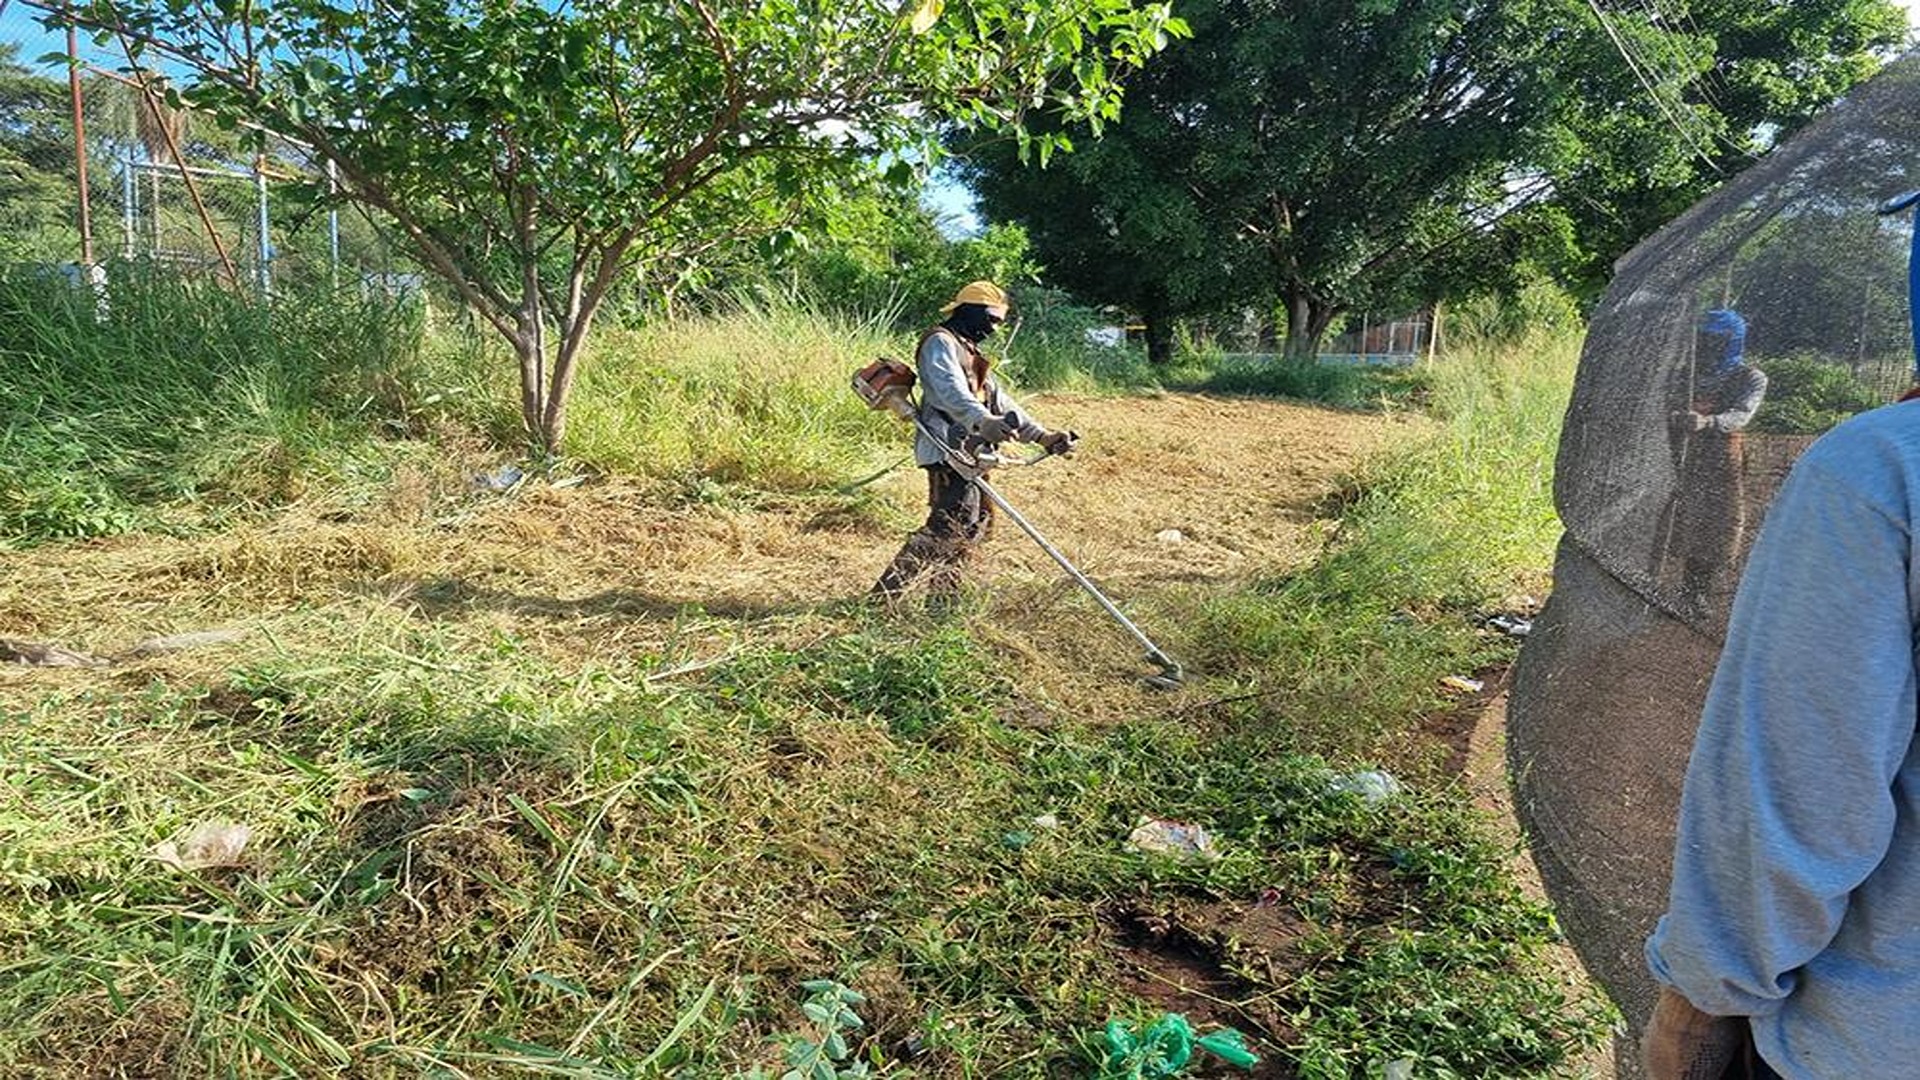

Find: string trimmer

[853,357,1184,689]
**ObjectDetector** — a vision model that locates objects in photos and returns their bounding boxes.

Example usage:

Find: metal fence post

[254,151,271,295]
[327,158,340,289]
[121,151,136,260]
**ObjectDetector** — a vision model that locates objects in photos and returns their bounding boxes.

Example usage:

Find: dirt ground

[0,392,1416,684]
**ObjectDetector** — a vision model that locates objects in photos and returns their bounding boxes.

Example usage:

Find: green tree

[784,183,1037,326]
[0,44,79,263]
[1548,0,1906,296]
[1730,210,1909,364]
[962,0,1904,359]
[957,100,1254,364]
[966,0,1599,360]
[46,0,1184,451]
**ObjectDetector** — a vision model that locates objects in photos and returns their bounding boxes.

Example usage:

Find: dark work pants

[872,465,996,600]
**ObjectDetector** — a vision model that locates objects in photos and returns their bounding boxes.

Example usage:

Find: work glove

[1038,429,1080,457]
[972,414,1015,444]
[1671,410,1712,433]
[1642,987,1747,1080]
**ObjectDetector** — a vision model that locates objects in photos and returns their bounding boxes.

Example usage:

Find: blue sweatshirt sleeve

[1648,453,1917,1016]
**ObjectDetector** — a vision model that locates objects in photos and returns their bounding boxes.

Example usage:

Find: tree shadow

[381,575,847,624]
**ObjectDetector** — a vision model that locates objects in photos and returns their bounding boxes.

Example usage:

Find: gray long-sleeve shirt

[1646,401,1920,1077]
[1691,365,1769,434]
[913,329,1045,467]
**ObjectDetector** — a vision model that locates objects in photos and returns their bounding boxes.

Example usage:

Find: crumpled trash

[1100,1013,1260,1077]
[152,822,253,872]
[1032,813,1061,829]
[1486,614,1532,638]
[471,464,526,492]
[1128,818,1219,862]
[1154,528,1186,544]
[1439,674,1484,694]
[1328,769,1403,805]
[1384,1058,1417,1080]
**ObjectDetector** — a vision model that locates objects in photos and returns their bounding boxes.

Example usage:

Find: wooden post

[67,25,95,268]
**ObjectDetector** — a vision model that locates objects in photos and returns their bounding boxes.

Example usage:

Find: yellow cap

[940,280,1011,319]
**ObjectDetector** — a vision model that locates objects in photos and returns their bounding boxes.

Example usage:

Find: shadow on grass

[387,575,831,623]
[1165,357,1431,410]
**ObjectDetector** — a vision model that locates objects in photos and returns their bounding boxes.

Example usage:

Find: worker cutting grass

[859,280,1182,687]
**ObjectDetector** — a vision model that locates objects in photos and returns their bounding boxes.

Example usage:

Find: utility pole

[67,24,95,268]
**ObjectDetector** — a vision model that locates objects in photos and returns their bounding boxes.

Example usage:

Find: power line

[1585,0,1724,170]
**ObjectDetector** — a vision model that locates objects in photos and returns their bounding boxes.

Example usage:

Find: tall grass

[561,302,902,491]
[2,263,1452,551]
[1180,325,1580,757]
[0,266,463,544]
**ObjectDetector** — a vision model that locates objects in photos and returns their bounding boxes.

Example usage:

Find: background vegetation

[4,0,1912,1073]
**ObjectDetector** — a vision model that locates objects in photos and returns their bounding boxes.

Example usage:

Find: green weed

[0,264,468,544]
[0,315,1606,1077]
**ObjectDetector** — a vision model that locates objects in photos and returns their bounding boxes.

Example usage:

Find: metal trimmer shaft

[914,418,1183,688]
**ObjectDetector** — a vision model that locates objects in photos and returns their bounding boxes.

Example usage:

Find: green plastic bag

[1194,1028,1259,1069]
[1100,1012,1259,1077]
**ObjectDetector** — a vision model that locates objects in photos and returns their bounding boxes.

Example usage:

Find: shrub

[1751,354,1888,434]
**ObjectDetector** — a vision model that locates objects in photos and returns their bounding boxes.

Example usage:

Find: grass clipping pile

[0,391,1608,1077]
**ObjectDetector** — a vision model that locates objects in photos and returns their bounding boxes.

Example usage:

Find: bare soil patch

[1107,898,1306,1079]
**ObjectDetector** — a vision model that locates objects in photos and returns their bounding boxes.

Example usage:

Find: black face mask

[945,304,1000,342]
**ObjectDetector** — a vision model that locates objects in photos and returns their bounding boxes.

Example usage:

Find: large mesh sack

[1510,53,1920,1069]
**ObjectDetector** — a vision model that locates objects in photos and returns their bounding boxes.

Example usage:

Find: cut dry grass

[1,349,1608,1077]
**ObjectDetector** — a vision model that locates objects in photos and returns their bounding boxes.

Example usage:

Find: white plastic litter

[152,822,253,871]
[472,464,526,492]
[1127,818,1219,862]
[1487,614,1533,638]
[1328,770,1404,805]
[1154,528,1186,544]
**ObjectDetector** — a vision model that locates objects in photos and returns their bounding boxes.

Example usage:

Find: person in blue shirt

[1643,394,1920,1078]
[871,281,1074,606]
[1662,308,1769,613]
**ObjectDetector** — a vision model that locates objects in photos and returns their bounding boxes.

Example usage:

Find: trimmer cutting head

[1143,650,1185,691]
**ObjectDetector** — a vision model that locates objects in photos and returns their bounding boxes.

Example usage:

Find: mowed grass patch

[1,320,1606,1076]
[1,611,1606,1077]
[1170,328,1578,763]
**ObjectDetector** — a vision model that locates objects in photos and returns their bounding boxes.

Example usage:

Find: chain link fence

[1,3,406,294]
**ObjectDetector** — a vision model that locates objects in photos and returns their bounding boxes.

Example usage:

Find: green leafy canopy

[40,0,1187,448]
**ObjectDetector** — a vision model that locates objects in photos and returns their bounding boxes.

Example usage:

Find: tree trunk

[1137,290,1176,366]
[514,324,549,450]
[1281,290,1340,362]
[543,330,588,452]
[1143,313,1175,366]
